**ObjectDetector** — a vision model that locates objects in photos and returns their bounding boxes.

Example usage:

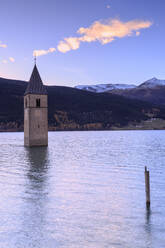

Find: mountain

[138,77,165,89]
[76,83,136,93]
[109,78,165,106]
[75,77,165,106]
[75,77,165,92]
[1,76,165,131]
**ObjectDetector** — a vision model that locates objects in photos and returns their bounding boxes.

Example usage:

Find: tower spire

[24,63,47,96]
[34,55,37,65]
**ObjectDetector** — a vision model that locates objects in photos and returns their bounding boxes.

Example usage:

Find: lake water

[0,131,165,248]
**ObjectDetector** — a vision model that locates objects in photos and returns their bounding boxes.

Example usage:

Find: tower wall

[24,94,48,147]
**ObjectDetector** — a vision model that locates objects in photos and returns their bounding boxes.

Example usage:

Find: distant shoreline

[1,117,165,132]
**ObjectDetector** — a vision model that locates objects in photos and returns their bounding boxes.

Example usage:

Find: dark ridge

[110,86,165,106]
[0,77,165,131]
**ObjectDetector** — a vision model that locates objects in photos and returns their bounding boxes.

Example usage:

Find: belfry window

[25,99,27,108]
[36,99,40,107]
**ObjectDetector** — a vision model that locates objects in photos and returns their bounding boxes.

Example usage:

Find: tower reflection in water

[19,147,52,247]
[26,147,49,189]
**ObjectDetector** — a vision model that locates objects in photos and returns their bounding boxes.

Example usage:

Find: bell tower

[24,64,48,147]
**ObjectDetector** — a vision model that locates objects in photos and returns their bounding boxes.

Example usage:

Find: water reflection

[143,206,153,248]
[25,147,49,188]
[146,207,151,226]
[18,147,50,247]
[26,146,48,171]
[0,131,165,247]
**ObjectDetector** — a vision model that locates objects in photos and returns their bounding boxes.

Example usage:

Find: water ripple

[0,131,165,247]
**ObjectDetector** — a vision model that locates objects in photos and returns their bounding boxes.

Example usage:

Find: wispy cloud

[0,41,7,48]
[2,60,8,64]
[1,57,15,64]
[58,38,81,53]
[33,47,56,57]
[57,18,152,53]
[9,57,15,62]
[106,5,111,9]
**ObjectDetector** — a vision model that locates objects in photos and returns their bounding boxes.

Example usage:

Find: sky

[0,0,165,87]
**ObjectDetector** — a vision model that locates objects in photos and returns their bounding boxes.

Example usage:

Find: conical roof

[24,64,47,95]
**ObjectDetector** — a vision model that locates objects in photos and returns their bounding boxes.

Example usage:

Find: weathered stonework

[24,65,48,147]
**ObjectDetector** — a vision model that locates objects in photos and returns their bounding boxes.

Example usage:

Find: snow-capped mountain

[138,77,165,88]
[75,83,136,93]
[75,77,165,93]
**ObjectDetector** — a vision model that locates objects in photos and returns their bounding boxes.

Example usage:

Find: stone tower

[24,64,48,147]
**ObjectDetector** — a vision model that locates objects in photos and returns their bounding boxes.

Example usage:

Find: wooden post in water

[145,166,150,209]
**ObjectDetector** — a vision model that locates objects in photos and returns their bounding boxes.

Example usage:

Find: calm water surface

[0,131,165,248]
